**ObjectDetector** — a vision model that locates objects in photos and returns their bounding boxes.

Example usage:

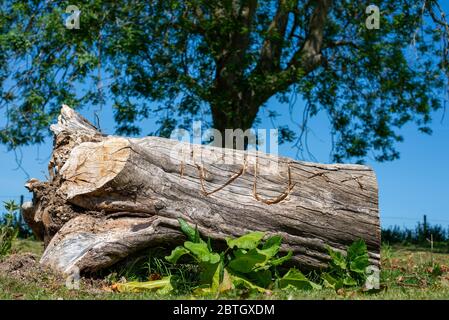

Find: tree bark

[23,105,380,274]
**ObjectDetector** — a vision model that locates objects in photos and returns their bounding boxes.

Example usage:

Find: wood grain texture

[24,105,380,274]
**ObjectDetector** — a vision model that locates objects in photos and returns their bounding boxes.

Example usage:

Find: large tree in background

[0,0,448,162]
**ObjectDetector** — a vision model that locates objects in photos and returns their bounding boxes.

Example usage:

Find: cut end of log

[59,137,131,199]
[25,105,381,274]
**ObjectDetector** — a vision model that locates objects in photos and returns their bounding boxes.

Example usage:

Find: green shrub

[113,218,372,296]
[165,219,320,294]
[0,200,32,239]
[0,201,20,257]
[321,239,370,290]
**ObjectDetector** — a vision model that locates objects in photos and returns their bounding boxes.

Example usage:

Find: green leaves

[165,219,215,264]
[178,218,199,243]
[231,274,267,293]
[165,246,189,264]
[3,200,20,213]
[0,201,20,257]
[279,269,322,290]
[228,249,266,273]
[165,220,301,294]
[347,239,370,274]
[247,269,272,289]
[322,239,370,290]
[259,235,282,258]
[321,273,344,291]
[166,219,371,295]
[270,251,293,267]
[184,241,220,264]
[226,232,265,250]
[328,248,347,271]
[115,276,173,294]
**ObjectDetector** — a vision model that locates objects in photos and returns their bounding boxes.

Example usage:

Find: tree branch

[258,0,295,72]
[288,0,332,74]
[246,0,332,121]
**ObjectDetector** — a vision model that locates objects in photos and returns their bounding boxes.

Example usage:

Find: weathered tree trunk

[23,105,380,274]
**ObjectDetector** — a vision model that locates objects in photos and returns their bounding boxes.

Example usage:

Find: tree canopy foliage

[0,0,448,162]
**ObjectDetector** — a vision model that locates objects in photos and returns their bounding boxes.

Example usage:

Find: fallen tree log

[23,105,380,274]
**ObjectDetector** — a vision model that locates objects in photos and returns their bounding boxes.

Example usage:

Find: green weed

[321,240,370,290]
[0,201,20,257]
[114,219,371,296]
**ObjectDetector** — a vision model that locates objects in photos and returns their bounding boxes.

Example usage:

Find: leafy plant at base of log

[114,219,372,295]
[321,240,370,290]
[166,219,320,295]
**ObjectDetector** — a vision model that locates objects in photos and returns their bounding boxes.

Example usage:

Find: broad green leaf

[226,232,265,250]
[199,262,220,285]
[228,249,266,273]
[211,260,221,293]
[321,273,343,290]
[248,269,272,288]
[270,251,293,267]
[210,260,233,294]
[253,247,287,270]
[233,249,247,258]
[279,268,321,290]
[178,218,196,242]
[262,235,282,250]
[347,239,367,261]
[116,276,173,294]
[343,275,357,286]
[230,273,267,293]
[259,235,282,258]
[207,237,213,252]
[165,246,190,264]
[347,239,369,274]
[327,247,347,271]
[194,225,201,243]
[349,255,370,275]
[184,241,220,264]
[321,273,336,289]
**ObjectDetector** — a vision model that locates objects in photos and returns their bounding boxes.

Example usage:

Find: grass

[11,238,44,256]
[1,240,449,300]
